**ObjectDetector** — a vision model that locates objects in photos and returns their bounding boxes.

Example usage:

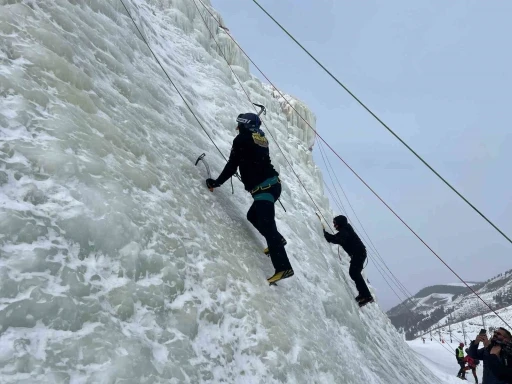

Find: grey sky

[210,0,512,310]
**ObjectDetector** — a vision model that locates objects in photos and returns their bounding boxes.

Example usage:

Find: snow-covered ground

[409,302,512,383]
[409,339,482,383]
[445,283,479,288]
[424,304,512,344]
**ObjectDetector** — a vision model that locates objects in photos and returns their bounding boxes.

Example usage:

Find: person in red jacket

[464,348,479,383]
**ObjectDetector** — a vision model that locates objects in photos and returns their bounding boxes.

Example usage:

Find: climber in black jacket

[324,215,373,307]
[206,112,293,285]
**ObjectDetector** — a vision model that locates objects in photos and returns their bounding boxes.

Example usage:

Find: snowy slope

[420,303,512,345]
[1,1,440,383]
[388,271,512,339]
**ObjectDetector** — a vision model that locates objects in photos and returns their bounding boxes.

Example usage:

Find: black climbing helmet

[236,113,261,130]
[333,215,348,228]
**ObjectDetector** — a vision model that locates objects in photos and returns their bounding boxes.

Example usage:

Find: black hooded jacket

[467,342,508,384]
[323,222,366,259]
[216,126,278,192]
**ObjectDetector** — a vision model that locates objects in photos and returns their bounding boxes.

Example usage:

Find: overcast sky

[210,0,512,310]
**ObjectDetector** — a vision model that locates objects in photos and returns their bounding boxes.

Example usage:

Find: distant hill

[387,270,512,339]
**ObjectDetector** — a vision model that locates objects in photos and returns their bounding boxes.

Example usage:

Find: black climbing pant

[349,253,371,298]
[247,183,292,272]
[457,361,466,378]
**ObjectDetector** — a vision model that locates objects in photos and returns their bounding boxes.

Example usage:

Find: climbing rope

[117,0,238,181]
[191,0,334,231]
[319,144,418,306]
[317,140,415,301]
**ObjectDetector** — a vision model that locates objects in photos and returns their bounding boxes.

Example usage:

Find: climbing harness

[249,176,280,195]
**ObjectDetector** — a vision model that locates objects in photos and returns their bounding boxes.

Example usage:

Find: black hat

[333,215,348,227]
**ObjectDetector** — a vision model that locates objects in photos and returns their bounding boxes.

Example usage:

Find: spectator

[464,348,480,383]
[488,334,512,383]
[468,328,512,384]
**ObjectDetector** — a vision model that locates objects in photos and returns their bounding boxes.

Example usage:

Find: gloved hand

[206,178,220,190]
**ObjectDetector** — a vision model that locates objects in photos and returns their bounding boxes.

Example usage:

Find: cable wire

[250,0,512,248]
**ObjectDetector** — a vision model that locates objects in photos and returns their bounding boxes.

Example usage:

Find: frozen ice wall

[0,0,440,383]
[264,84,317,151]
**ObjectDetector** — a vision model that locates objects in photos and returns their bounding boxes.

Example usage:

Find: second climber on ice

[323,215,373,307]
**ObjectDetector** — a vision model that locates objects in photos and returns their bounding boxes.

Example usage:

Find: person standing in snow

[323,215,373,307]
[464,349,480,383]
[456,342,466,379]
[468,328,512,384]
[206,112,293,284]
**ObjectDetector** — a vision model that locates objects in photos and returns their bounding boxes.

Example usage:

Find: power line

[250,0,512,248]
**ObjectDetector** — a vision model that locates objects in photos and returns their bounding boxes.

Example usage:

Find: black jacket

[216,127,278,192]
[323,223,366,259]
[468,341,508,384]
[488,352,512,383]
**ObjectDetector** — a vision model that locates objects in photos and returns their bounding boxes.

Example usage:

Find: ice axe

[315,212,325,229]
[195,153,213,192]
[253,103,266,117]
